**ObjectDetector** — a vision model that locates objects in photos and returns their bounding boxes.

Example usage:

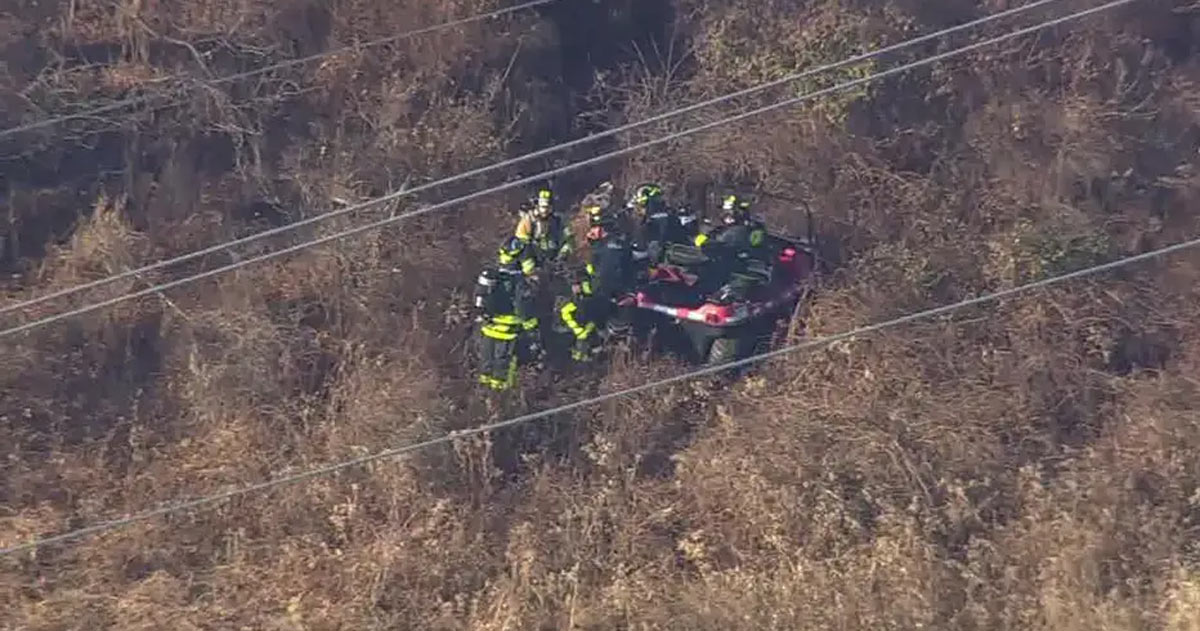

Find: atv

[620,229,819,365]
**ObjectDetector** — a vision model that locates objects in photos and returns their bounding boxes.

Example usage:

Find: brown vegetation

[3,0,1200,628]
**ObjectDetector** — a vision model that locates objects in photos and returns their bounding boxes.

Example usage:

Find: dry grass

[3,0,1200,629]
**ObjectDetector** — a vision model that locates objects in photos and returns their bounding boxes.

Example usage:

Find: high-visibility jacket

[516,213,572,263]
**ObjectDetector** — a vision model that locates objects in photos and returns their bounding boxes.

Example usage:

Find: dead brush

[7,194,162,328]
[6,1,1200,629]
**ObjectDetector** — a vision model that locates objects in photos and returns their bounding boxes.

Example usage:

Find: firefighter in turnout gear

[694,193,767,259]
[626,183,698,261]
[515,187,573,267]
[500,226,539,279]
[581,206,643,340]
[473,237,541,391]
[559,262,601,362]
[581,206,635,297]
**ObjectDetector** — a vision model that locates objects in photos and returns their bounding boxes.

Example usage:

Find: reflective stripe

[479,354,517,390]
[522,258,536,275]
[560,302,581,331]
[523,317,539,331]
[694,233,709,247]
[750,229,765,247]
[506,355,517,385]
[560,302,595,340]
[493,314,522,325]
[482,324,517,341]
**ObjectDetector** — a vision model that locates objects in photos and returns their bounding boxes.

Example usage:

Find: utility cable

[0,0,1138,339]
[0,0,555,139]
[0,0,1072,318]
[2,231,1194,558]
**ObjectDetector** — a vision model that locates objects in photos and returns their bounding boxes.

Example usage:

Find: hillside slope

[3,0,1200,628]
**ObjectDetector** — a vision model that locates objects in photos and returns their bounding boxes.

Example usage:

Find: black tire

[707,336,743,365]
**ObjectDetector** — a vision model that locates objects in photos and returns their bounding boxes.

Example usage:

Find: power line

[0,0,1138,339]
[0,0,1070,318]
[0,0,555,139]
[3,231,1194,558]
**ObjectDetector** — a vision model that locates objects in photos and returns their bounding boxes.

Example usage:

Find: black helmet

[585,203,622,242]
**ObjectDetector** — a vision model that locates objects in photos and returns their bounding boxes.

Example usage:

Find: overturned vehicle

[618,219,821,365]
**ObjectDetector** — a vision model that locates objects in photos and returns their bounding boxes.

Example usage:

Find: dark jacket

[589,233,636,298]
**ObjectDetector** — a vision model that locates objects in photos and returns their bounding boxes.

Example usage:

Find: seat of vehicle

[663,243,709,267]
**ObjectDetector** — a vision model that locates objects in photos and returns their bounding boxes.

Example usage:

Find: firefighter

[473,237,541,391]
[626,183,697,260]
[500,223,540,279]
[583,207,644,339]
[559,208,627,361]
[558,262,601,362]
[515,187,573,267]
[585,210,635,296]
[693,193,767,258]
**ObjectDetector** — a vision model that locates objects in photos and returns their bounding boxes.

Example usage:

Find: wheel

[707,336,744,365]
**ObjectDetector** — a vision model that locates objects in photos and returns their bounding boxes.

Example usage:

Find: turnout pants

[477,316,536,391]
[560,297,601,362]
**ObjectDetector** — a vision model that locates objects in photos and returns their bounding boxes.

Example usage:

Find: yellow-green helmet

[535,188,553,217]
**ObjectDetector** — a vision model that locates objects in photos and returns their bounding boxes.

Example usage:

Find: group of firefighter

[471,182,768,392]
